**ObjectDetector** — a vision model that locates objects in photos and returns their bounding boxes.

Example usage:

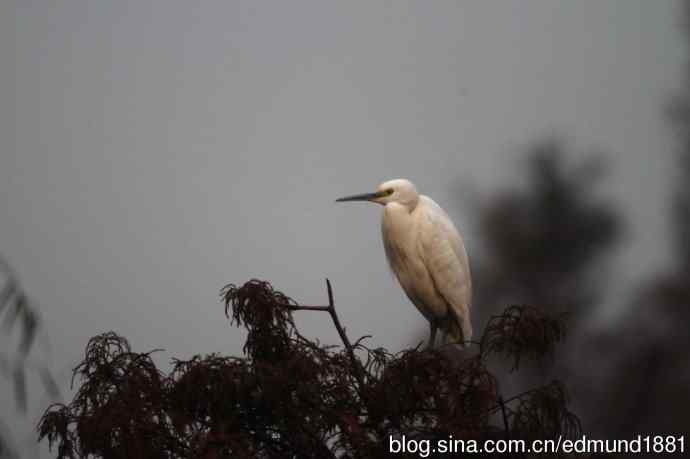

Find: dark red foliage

[38,280,580,458]
[480,305,566,371]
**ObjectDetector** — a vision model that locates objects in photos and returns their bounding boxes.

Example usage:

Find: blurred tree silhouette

[1,256,59,458]
[585,0,690,438]
[462,0,690,443]
[472,138,621,327]
[38,279,580,458]
[466,140,623,442]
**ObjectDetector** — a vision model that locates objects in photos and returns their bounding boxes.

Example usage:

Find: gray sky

[1,1,686,456]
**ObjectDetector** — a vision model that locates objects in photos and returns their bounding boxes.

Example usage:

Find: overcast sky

[1,1,686,456]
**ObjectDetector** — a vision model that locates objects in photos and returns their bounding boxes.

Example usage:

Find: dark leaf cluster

[39,280,580,458]
[480,305,566,371]
[510,381,581,442]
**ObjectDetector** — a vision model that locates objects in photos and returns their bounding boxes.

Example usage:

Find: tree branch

[286,279,366,391]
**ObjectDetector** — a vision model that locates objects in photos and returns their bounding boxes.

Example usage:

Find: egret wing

[418,197,472,341]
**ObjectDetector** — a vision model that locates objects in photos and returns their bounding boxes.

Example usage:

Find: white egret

[336,179,472,348]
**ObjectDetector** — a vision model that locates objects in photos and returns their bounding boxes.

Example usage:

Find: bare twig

[287,279,366,391]
[352,335,373,348]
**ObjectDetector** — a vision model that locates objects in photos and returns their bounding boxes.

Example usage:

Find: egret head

[336,178,419,210]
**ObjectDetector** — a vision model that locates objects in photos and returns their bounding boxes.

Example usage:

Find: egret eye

[386,188,395,195]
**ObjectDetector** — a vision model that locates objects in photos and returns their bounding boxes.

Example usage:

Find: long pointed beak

[335,191,385,203]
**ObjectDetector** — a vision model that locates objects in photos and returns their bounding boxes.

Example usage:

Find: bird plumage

[337,178,472,348]
[382,195,472,346]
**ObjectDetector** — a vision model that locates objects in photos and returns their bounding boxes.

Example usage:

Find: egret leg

[427,323,437,349]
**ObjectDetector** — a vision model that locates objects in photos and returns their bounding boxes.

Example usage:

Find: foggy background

[2,1,688,457]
